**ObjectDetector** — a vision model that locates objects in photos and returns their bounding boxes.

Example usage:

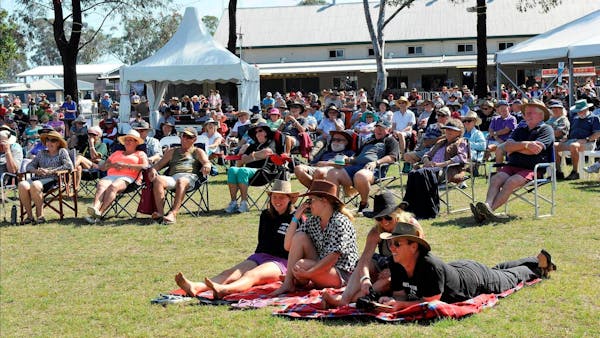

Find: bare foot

[321,291,345,309]
[270,281,295,297]
[204,277,226,299]
[163,211,176,224]
[175,272,206,296]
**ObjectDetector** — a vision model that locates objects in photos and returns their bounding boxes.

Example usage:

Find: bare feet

[204,277,226,299]
[270,281,295,297]
[163,211,176,224]
[321,291,345,309]
[175,272,206,297]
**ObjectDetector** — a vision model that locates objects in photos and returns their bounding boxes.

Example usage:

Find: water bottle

[10,205,17,225]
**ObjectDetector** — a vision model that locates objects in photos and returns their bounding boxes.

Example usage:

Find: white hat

[0,130,17,145]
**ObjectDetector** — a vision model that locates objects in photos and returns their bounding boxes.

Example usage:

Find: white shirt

[392,109,416,132]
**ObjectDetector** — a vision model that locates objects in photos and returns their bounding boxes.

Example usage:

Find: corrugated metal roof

[214,0,599,48]
[3,79,94,92]
[16,63,123,77]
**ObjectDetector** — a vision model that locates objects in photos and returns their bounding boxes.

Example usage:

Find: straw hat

[380,222,430,252]
[40,131,67,148]
[298,179,343,205]
[117,129,144,145]
[461,111,482,126]
[267,179,300,203]
[522,99,551,121]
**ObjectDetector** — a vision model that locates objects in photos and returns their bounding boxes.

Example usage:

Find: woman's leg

[271,232,318,296]
[323,259,377,308]
[175,259,257,297]
[92,179,112,210]
[98,180,128,214]
[30,180,44,218]
[227,168,240,201]
[239,184,249,201]
[18,181,33,219]
[205,262,282,299]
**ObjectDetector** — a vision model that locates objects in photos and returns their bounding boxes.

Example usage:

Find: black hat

[250,105,261,114]
[247,122,274,141]
[289,102,305,113]
[369,191,399,219]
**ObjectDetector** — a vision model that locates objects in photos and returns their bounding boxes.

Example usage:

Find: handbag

[137,170,156,215]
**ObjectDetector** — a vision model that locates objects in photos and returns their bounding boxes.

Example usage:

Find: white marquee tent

[119,7,260,129]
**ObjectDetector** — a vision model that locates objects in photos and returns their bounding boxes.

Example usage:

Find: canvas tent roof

[119,7,260,128]
[496,10,600,63]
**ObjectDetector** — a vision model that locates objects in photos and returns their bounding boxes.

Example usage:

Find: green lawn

[1,169,599,337]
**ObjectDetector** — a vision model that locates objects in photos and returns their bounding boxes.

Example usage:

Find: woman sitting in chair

[224,122,276,214]
[19,131,73,224]
[175,180,297,298]
[86,130,148,223]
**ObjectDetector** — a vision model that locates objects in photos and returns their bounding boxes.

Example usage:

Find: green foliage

[298,0,328,5]
[516,0,563,12]
[0,10,26,81]
[109,12,182,65]
[202,15,218,35]
[0,172,599,336]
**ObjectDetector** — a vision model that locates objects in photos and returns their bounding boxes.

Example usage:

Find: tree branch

[78,3,122,51]
[383,0,414,29]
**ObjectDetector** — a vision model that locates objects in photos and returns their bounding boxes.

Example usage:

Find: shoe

[224,201,238,213]
[402,163,412,173]
[87,206,101,218]
[537,249,557,278]
[556,171,565,180]
[565,171,580,180]
[36,217,46,224]
[584,162,600,173]
[358,201,369,213]
[476,202,495,220]
[85,216,99,224]
[238,200,249,213]
[458,182,468,189]
[470,203,485,224]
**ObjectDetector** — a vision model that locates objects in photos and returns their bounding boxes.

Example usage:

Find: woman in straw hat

[175,179,298,298]
[461,111,486,163]
[85,130,148,223]
[376,222,555,312]
[322,191,420,308]
[271,180,359,296]
[19,131,73,224]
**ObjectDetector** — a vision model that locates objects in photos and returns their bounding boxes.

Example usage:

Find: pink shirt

[107,150,146,181]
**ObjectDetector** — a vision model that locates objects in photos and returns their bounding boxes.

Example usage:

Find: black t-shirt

[507,123,554,169]
[389,252,480,303]
[244,139,276,168]
[254,209,292,259]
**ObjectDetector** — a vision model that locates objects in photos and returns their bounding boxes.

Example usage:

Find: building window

[498,42,514,50]
[407,46,423,55]
[368,48,374,56]
[329,49,344,58]
[457,44,474,53]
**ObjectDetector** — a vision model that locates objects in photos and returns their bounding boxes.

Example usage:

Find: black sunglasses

[46,138,60,143]
[375,215,393,222]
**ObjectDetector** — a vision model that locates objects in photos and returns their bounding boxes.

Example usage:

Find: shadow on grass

[570,180,600,192]
[430,215,518,228]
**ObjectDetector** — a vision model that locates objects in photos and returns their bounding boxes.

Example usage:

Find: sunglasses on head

[375,215,393,222]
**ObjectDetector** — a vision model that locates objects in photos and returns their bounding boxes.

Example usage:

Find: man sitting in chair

[471,99,555,223]
[325,120,399,213]
[147,127,211,224]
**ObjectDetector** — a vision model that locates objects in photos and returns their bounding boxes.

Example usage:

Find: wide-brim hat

[461,111,482,126]
[87,126,103,136]
[249,105,261,114]
[570,99,593,113]
[289,102,305,113]
[547,99,564,109]
[325,105,340,117]
[369,191,399,219]
[298,179,343,205]
[117,129,144,145]
[522,99,551,121]
[247,122,274,141]
[161,121,175,127]
[380,222,430,252]
[40,131,67,148]
[437,107,451,116]
[376,99,391,109]
[267,179,300,202]
[268,108,281,116]
[74,116,86,124]
[204,118,218,125]
[329,130,352,144]
[397,96,412,107]
[131,120,151,130]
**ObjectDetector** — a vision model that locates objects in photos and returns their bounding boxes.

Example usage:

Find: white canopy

[119,7,260,129]
[495,9,600,63]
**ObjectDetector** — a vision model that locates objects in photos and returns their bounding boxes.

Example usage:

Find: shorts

[28,177,57,192]
[100,175,135,185]
[564,139,596,151]
[227,166,258,185]
[343,164,365,179]
[498,165,535,181]
[371,253,390,272]
[247,253,288,274]
[161,173,199,190]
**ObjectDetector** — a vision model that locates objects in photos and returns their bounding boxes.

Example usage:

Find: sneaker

[402,162,412,173]
[565,171,580,180]
[238,200,249,213]
[87,206,101,218]
[556,171,565,180]
[476,202,496,220]
[85,216,99,224]
[224,201,238,213]
[584,162,600,173]
[458,182,468,189]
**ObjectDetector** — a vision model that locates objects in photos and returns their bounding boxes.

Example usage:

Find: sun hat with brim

[369,191,399,219]
[298,179,343,206]
[204,118,218,125]
[570,99,593,113]
[329,130,352,145]
[237,110,250,117]
[375,120,391,128]
[325,106,341,117]
[87,126,103,136]
[267,179,300,202]
[437,107,451,116]
[247,122,274,141]
[181,127,198,137]
[376,99,392,109]
[131,120,151,130]
[522,99,551,121]
[461,111,482,126]
[0,124,17,136]
[74,116,86,124]
[380,222,430,252]
[0,130,17,145]
[547,99,564,109]
[40,131,67,148]
[289,102,305,113]
[250,105,261,114]
[268,108,281,116]
[117,129,144,145]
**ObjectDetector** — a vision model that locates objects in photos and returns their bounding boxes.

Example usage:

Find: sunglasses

[375,215,393,222]
[331,138,346,143]
[46,138,60,143]
[436,114,448,117]
[388,239,406,249]
[255,129,266,133]
[463,119,475,123]
[181,134,195,139]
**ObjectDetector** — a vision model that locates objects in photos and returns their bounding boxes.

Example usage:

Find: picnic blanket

[274,279,542,323]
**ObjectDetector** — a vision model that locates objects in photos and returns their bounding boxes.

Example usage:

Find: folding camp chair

[19,170,78,222]
[165,175,210,216]
[438,142,476,215]
[1,172,19,224]
[101,171,145,220]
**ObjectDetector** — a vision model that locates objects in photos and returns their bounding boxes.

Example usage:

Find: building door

[421,74,447,91]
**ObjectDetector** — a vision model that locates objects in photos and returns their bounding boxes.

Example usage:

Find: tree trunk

[62,52,79,102]
[52,0,82,102]
[475,0,487,98]
[227,0,238,55]
[363,0,387,101]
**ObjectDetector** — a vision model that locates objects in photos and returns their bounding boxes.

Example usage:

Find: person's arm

[4,144,21,174]
[148,148,174,181]
[283,200,309,251]
[354,228,383,292]
[194,147,212,177]
[380,291,442,312]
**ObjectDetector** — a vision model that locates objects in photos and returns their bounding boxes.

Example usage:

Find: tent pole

[497,67,527,98]
[496,64,501,99]
[568,59,574,108]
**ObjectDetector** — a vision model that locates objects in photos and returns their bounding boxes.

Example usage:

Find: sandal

[162,212,176,225]
[151,212,163,221]
[36,217,47,224]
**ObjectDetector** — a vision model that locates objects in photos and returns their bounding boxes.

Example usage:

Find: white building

[214,0,599,94]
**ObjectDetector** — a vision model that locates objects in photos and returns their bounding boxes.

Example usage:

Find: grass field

[1,167,599,337]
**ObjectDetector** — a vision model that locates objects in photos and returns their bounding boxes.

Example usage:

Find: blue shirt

[568,113,600,140]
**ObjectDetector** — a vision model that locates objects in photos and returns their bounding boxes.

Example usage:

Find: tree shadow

[570,180,600,192]
[430,214,517,228]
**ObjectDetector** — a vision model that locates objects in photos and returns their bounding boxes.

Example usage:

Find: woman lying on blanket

[175,179,297,298]
[271,180,359,296]
[321,191,419,308]
[375,222,556,311]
